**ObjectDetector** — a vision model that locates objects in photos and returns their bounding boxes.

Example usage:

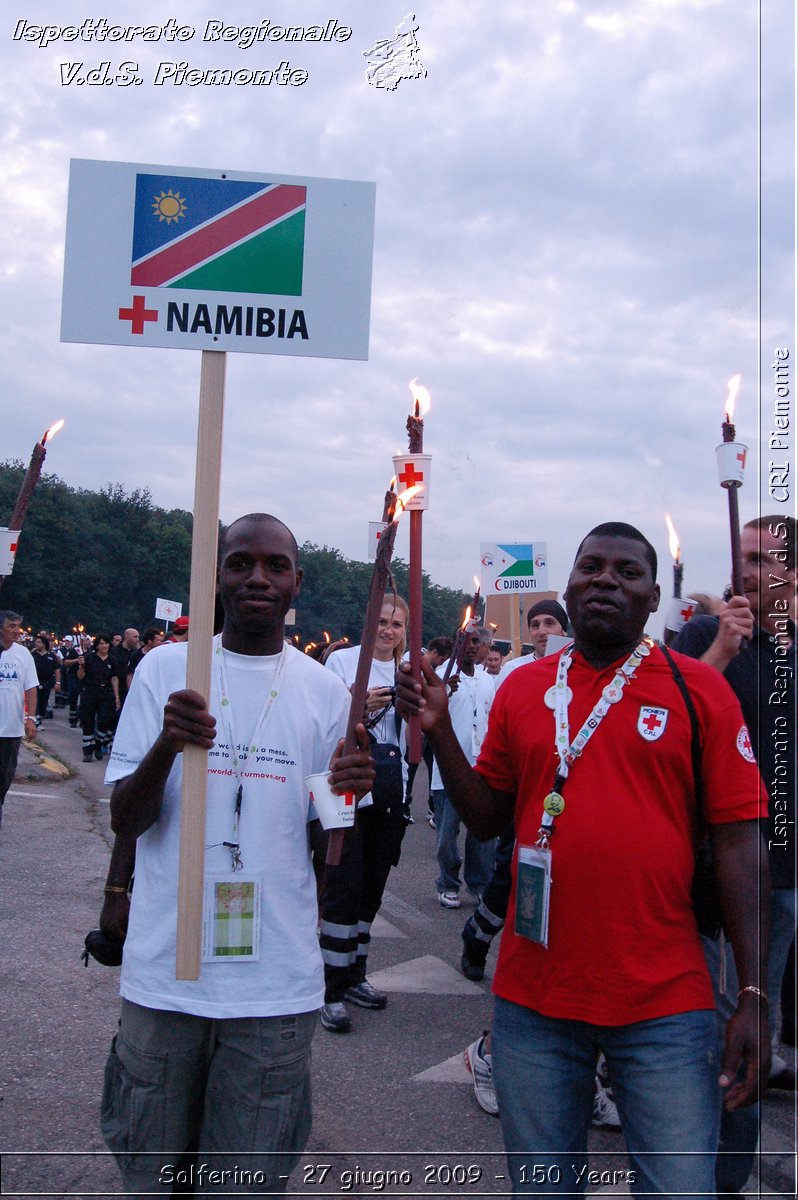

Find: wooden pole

[509,595,521,660]
[176,350,227,980]
[407,510,423,762]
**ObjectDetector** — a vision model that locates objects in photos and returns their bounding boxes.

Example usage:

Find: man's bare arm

[711,819,771,1110]
[396,657,514,839]
[110,689,216,839]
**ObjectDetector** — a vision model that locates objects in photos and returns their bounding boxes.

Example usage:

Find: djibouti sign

[480,542,549,593]
[61,158,376,359]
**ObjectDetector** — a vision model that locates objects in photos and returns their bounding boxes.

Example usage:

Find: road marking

[367,954,486,995]
[7,789,60,800]
[413,1051,472,1084]
[370,913,406,939]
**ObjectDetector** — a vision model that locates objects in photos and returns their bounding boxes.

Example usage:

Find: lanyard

[536,639,652,848]
[215,637,288,870]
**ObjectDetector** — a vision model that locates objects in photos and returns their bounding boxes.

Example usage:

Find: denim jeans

[492,997,719,1198]
[432,788,496,896]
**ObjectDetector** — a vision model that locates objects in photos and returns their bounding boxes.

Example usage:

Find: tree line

[0,462,469,644]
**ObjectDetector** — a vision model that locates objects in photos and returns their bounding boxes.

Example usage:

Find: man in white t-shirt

[0,610,38,828]
[433,628,496,907]
[100,514,374,1195]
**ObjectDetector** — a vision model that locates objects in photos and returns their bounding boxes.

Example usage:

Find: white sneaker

[464,1034,499,1116]
[438,890,461,908]
[591,1076,621,1130]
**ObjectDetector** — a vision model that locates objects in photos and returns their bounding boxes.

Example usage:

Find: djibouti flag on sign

[130,173,306,295]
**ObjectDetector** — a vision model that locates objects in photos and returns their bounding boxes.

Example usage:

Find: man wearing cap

[167,616,190,642]
[0,610,38,828]
[397,521,768,1197]
[496,599,570,686]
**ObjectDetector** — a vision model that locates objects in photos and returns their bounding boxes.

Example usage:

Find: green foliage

[0,463,470,642]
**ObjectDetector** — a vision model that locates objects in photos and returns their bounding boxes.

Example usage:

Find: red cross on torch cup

[326,482,421,866]
[715,373,747,596]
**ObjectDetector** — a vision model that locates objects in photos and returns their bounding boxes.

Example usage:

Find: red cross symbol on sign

[119,295,158,335]
[642,711,664,733]
[737,448,746,469]
[398,462,424,489]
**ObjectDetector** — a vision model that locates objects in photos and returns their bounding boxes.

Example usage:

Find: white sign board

[155,597,183,622]
[61,159,376,359]
[0,529,20,576]
[480,542,549,594]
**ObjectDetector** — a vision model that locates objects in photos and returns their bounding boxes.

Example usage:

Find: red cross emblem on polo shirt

[119,295,158,335]
[736,725,755,762]
[397,461,424,489]
[637,706,669,741]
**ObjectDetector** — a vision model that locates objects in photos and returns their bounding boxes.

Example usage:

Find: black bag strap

[660,643,703,814]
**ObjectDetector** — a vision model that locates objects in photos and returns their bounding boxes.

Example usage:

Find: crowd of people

[1,509,794,1197]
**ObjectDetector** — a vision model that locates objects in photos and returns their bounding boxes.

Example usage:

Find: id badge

[201,875,261,962]
[515,845,552,948]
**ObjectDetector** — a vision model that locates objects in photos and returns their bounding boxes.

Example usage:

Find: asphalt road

[0,709,794,1198]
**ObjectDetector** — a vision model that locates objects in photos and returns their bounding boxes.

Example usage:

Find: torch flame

[473,575,480,590]
[322,631,331,643]
[461,606,472,630]
[725,374,741,422]
[42,419,65,445]
[408,378,432,418]
[393,485,422,519]
[664,512,681,563]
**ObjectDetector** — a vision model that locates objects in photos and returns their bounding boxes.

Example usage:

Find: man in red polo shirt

[397,521,769,1198]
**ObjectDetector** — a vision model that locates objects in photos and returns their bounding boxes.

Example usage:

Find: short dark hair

[428,636,454,658]
[575,522,658,581]
[141,626,161,646]
[220,514,299,565]
[36,633,51,650]
[745,515,796,571]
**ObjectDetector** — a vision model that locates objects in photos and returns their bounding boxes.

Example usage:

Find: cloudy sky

[2,1,794,634]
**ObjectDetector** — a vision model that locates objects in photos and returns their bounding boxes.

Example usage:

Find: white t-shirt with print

[105,638,349,1019]
[0,643,38,736]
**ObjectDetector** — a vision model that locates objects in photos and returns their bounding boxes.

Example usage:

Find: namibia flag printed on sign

[130,174,306,296]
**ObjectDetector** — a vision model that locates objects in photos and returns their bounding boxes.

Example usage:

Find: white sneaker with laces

[591,1076,621,1130]
[438,890,461,908]
[464,1034,499,1116]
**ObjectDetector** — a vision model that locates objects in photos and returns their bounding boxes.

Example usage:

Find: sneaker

[438,890,461,908]
[94,746,104,761]
[428,815,436,829]
[320,1002,351,1033]
[82,752,93,763]
[592,1077,621,1130]
[464,1034,499,1116]
[460,936,488,982]
[344,980,388,1010]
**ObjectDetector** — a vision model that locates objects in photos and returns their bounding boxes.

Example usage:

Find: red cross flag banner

[61,158,375,358]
